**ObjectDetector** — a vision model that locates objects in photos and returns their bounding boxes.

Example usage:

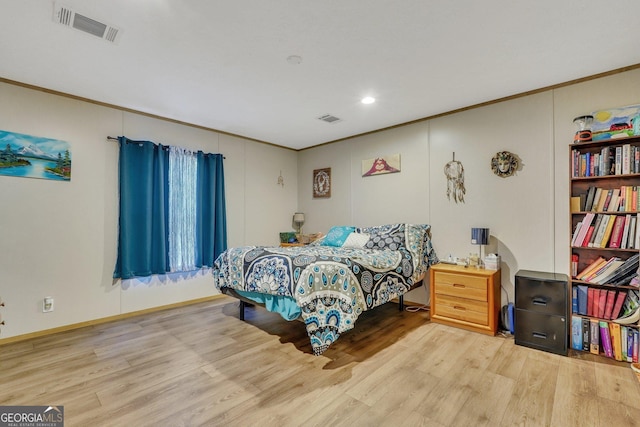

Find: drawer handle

[532,298,547,306]
[532,332,547,339]
[453,305,466,311]
[452,283,466,288]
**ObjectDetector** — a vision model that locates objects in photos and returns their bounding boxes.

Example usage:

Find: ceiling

[2,1,640,150]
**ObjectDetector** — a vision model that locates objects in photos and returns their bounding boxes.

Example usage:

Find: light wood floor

[2,297,640,426]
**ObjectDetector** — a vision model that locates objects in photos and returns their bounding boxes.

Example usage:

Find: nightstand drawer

[433,294,489,325]
[433,271,488,302]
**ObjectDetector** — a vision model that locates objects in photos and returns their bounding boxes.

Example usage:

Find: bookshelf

[570,135,640,362]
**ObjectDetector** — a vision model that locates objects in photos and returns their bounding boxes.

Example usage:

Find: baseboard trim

[0,295,224,346]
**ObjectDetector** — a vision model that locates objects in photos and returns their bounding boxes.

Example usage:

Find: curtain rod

[106,136,225,158]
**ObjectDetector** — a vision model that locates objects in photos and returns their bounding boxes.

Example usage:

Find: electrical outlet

[43,297,54,313]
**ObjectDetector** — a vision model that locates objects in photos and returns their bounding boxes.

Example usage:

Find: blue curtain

[196,151,227,268]
[113,137,227,279]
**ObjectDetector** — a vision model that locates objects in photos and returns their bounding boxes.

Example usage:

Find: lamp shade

[293,212,305,224]
[471,228,489,245]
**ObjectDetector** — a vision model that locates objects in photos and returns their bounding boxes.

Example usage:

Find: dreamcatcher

[444,152,465,203]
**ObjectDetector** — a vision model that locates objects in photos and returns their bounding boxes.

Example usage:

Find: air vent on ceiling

[317,114,342,124]
[53,3,122,44]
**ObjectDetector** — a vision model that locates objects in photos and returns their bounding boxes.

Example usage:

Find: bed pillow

[341,232,370,248]
[321,226,356,247]
[357,223,406,251]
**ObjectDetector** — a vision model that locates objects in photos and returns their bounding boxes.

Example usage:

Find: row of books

[571,143,640,178]
[572,254,639,285]
[571,213,640,250]
[572,185,640,213]
[572,287,640,320]
[571,317,639,362]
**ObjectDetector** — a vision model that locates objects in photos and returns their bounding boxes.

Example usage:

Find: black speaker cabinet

[515,270,569,356]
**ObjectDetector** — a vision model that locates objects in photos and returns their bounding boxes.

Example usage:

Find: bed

[212,223,438,355]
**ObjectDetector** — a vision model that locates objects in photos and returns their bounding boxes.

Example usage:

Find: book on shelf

[575,213,595,247]
[594,188,606,211]
[600,321,613,358]
[572,221,583,246]
[623,144,631,175]
[590,318,600,355]
[591,215,611,247]
[612,290,628,320]
[584,186,597,210]
[577,285,588,315]
[621,214,632,249]
[606,188,620,212]
[623,326,631,361]
[587,287,595,316]
[582,226,596,248]
[571,316,583,350]
[603,290,617,320]
[571,196,581,213]
[589,258,624,284]
[588,215,603,247]
[619,290,640,318]
[592,288,601,319]
[582,317,590,352]
[598,291,607,318]
[575,256,606,280]
[623,326,634,362]
[572,144,640,178]
[609,322,623,361]
[634,329,639,363]
[608,215,626,248]
[607,253,640,286]
[591,259,625,285]
[628,215,637,249]
[599,215,617,248]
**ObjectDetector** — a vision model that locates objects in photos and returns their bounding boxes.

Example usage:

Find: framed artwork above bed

[313,167,331,198]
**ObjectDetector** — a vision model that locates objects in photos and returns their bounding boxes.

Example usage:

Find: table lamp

[471,227,489,268]
[293,212,305,234]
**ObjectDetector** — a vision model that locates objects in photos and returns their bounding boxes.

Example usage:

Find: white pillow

[341,232,370,248]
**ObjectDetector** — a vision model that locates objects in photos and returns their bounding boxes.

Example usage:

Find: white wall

[2,68,640,340]
[298,68,640,307]
[0,81,298,339]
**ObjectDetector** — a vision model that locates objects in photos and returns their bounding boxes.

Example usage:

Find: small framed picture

[313,168,331,198]
[362,154,401,177]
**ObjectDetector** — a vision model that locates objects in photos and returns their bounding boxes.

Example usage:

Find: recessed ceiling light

[361,96,375,104]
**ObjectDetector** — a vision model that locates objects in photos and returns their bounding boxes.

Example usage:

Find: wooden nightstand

[430,263,501,335]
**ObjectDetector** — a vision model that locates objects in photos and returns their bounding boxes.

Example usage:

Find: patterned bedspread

[213,223,438,355]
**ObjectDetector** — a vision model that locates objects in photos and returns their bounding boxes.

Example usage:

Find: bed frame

[222,276,424,321]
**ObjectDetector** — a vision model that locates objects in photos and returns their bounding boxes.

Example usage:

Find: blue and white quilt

[213,223,438,355]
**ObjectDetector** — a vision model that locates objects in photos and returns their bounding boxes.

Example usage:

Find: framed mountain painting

[0,129,71,181]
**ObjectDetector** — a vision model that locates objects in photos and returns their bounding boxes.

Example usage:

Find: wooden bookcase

[569,135,640,361]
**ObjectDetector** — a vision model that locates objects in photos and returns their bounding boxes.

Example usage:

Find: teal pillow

[321,226,356,247]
